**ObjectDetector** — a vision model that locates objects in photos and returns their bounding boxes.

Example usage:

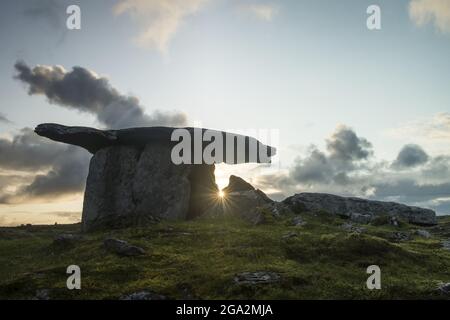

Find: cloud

[22,0,67,44]
[22,0,65,29]
[386,113,450,154]
[3,60,189,205]
[409,0,450,33]
[239,3,279,21]
[253,125,450,215]
[0,113,12,124]
[14,61,187,129]
[0,129,90,204]
[326,125,373,165]
[2,146,90,203]
[113,0,209,53]
[392,144,429,169]
[0,128,64,171]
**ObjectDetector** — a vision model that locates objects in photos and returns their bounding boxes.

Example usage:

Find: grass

[0,213,449,300]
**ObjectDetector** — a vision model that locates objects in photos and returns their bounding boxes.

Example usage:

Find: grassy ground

[0,213,449,300]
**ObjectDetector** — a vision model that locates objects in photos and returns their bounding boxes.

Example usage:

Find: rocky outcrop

[206,176,284,224]
[283,193,437,226]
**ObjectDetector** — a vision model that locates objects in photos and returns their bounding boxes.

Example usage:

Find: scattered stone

[389,216,400,227]
[282,231,298,240]
[389,231,411,242]
[341,222,366,234]
[442,240,450,251]
[291,216,306,226]
[234,272,280,285]
[34,289,50,300]
[437,282,450,294]
[53,233,83,247]
[349,212,372,224]
[120,290,167,300]
[415,229,431,239]
[103,238,145,256]
[282,193,437,225]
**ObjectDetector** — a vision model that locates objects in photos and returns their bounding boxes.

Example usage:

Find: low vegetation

[0,213,449,299]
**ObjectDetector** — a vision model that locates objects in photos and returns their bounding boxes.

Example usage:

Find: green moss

[0,214,449,300]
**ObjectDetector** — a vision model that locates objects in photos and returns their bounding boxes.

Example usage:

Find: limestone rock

[415,229,431,239]
[35,123,277,163]
[349,212,372,224]
[223,175,255,193]
[103,238,145,256]
[120,290,167,300]
[341,222,366,234]
[283,193,437,226]
[234,272,280,285]
[291,216,306,226]
[53,234,83,247]
[389,231,411,242]
[82,144,217,231]
[437,282,450,294]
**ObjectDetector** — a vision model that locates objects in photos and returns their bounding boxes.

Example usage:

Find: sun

[218,190,225,199]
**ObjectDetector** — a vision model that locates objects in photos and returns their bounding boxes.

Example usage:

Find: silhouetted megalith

[35,123,276,231]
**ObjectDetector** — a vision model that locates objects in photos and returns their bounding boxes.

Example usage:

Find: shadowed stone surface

[35,123,277,163]
[82,144,217,231]
[283,193,437,226]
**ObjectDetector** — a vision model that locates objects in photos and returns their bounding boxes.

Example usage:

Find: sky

[0,0,450,226]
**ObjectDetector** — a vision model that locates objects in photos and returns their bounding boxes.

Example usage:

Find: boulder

[53,234,83,247]
[223,175,255,193]
[437,283,450,294]
[442,240,450,251]
[349,212,372,224]
[103,238,145,256]
[415,229,431,239]
[291,216,306,227]
[283,193,437,226]
[234,272,280,285]
[207,176,280,224]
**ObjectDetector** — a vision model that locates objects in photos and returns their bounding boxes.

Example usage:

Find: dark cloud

[373,179,450,203]
[22,0,67,45]
[10,146,90,201]
[0,128,64,171]
[326,125,373,164]
[0,113,12,124]
[392,144,429,169]
[14,61,187,129]
[290,148,333,184]
[0,145,89,204]
[23,0,65,30]
[0,128,90,204]
[288,126,373,186]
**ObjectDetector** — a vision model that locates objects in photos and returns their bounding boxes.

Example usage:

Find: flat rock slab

[35,123,276,164]
[234,272,281,285]
[103,238,145,257]
[283,193,437,226]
